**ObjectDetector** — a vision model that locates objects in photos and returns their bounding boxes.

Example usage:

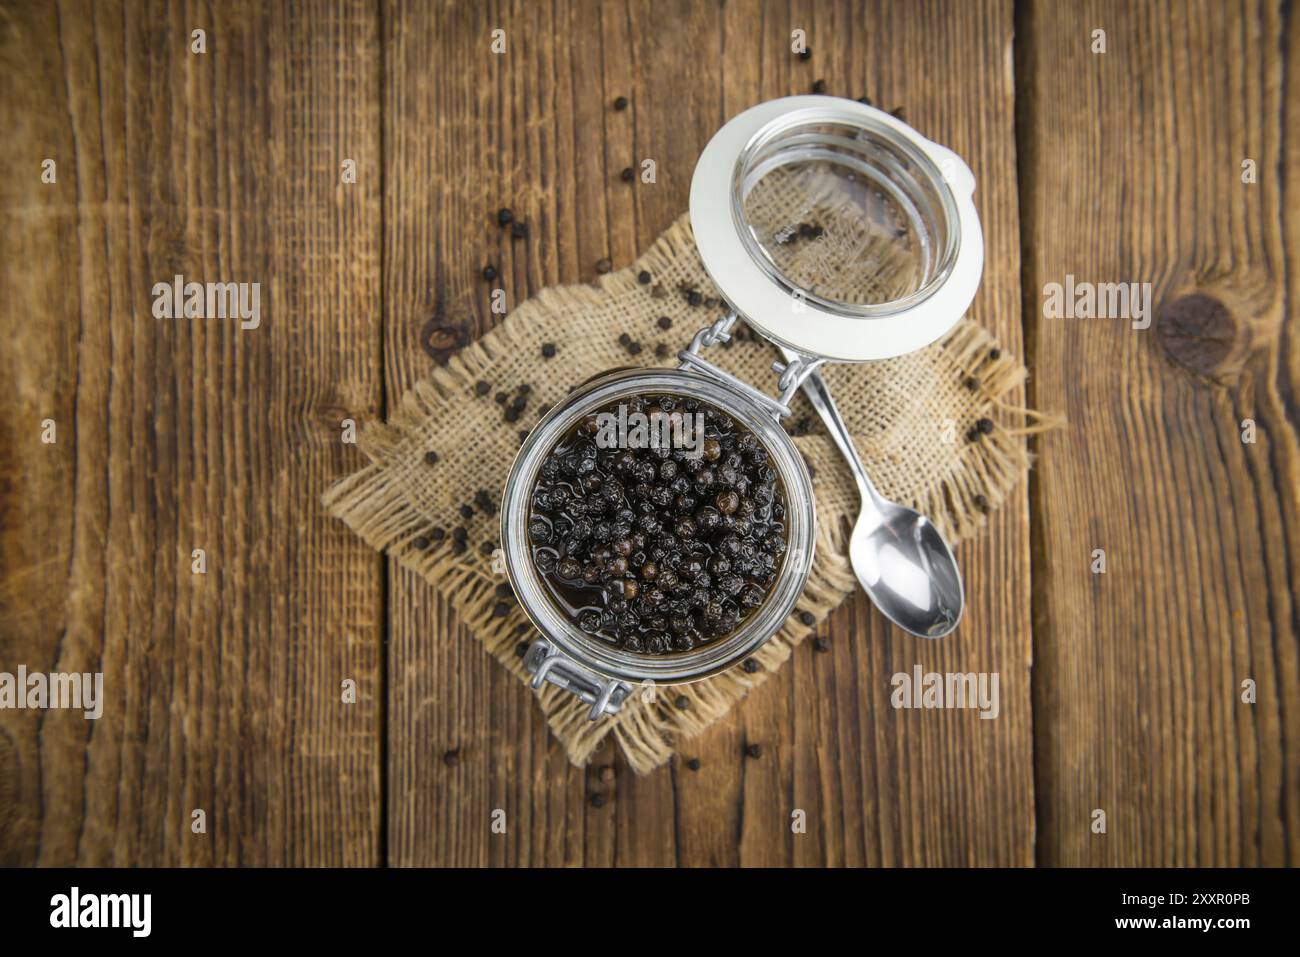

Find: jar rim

[500,367,816,685]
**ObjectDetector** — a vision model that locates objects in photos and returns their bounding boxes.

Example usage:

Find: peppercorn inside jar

[501,368,815,689]
[527,391,790,656]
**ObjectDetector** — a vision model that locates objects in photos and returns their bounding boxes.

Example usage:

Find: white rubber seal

[689,96,983,362]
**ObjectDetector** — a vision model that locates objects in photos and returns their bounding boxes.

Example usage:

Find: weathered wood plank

[383,0,1033,866]
[1019,0,1299,865]
[0,0,383,865]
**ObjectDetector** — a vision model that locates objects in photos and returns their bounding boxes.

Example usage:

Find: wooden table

[1,0,1295,867]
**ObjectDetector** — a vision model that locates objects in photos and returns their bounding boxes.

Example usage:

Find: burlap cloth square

[323,210,1055,774]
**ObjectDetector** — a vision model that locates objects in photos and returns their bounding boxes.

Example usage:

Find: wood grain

[0,0,383,865]
[381,0,1034,867]
[1018,0,1299,865]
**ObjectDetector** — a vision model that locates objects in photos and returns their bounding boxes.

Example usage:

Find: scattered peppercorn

[655,343,670,359]
[811,79,827,94]
[890,106,905,120]
[511,220,528,238]
[442,749,460,766]
[613,95,628,110]
[518,383,532,395]
[480,541,495,557]
[424,450,440,465]
[798,47,812,61]
[657,315,672,330]
[505,407,520,422]
[429,526,447,541]
[452,526,468,541]
[966,428,981,443]
[596,258,612,273]
[412,535,430,550]
[460,505,474,519]
[675,695,689,710]
[627,341,642,355]
[989,348,1001,360]
[515,641,529,657]
[541,342,557,359]
[590,793,607,808]
[977,417,994,434]
[687,290,702,306]
[813,636,831,653]
[452,540,467,554]
[620,167,634,182]
[973,494,990,514]
[964,376,980,391]
[686,757,701,771]
[742,658,759,674]
[493,601,509,617]
[638,270,652,284]
[497,207,514,226]
[745,743,763,759]
[482,265,497,281]
[475,380,491,396]
[856,95,872,105]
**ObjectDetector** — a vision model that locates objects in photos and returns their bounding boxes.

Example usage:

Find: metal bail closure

[524,640,633,720]
[689,95,985,362]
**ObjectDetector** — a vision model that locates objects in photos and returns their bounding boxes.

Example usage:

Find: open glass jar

[501,96,983,720]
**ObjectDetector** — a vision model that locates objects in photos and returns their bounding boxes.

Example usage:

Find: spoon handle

[797,365,885,515]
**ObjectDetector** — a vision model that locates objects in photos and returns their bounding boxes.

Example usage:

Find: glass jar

[502,95,983,720]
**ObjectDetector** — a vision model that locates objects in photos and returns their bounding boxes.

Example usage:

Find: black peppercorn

[511,220,528,238]
[745,743,763,759]
[657,316,672,330]
[687,290,702,306]
[412,536,430,550]
[493,601,509,617]
[613,95,628,110]
[977,417,994,434]
[482,265,497,281]
[497,207,514,226]
[813,636,831,653]
[811,78,827,94]
[515,641,529,658]
[424,450,440,465]
[620,167,634,182]
[627,341,642,355]
[973,494,990,514]
[443,749,460,766]
[989,348,1001,360]
[674,695,689,710]
[798,47,811,61]
[856,95,872,105]
[429,526,446,541]
[655,343,670,359]
[798,610,815,626]
[965,376,980,391]
[638,270,652,284]
[596,258,612,273]
[460,505,474,519]
[475,380,491,396]
[742,659,759,674]
[590,793,607,808]
[541,342,557,359]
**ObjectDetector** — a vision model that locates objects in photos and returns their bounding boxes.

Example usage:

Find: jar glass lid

[690,96,984,362]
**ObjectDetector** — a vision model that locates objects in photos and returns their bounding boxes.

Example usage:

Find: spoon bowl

[849,503,963,638]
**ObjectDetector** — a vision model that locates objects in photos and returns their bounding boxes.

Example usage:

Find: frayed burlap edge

[323,215,1060,774]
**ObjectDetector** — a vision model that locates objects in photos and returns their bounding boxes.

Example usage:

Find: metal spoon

[778,348,964,638]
